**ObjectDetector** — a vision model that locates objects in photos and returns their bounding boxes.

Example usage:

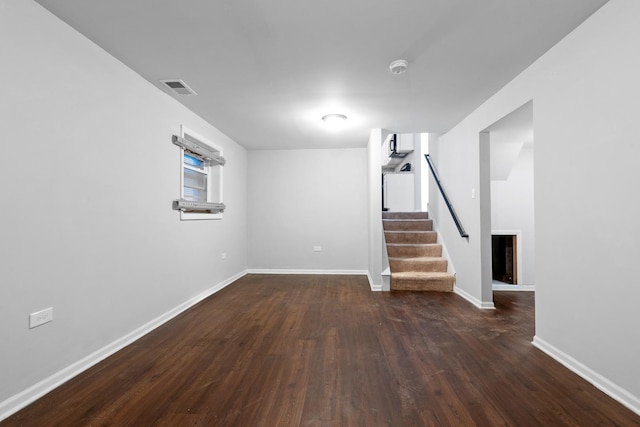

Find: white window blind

[172,127,225,220]
[172,135,226,166]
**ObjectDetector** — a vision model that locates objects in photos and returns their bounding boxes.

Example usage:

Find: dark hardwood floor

[3,274,639,426]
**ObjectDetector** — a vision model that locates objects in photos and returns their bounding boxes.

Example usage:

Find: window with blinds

[183,153,208,202]
[173,126,225,220]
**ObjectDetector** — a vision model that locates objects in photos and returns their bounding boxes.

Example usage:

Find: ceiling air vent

[160,79,197,96]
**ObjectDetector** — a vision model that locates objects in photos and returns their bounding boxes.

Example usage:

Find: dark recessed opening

[492,234,517,284]
[165,81,186,89]
[160,79,197,96]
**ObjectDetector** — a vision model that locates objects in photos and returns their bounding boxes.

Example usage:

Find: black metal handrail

[424,154,469,239]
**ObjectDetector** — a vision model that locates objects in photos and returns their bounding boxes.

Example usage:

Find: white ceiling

[34,0,607,150]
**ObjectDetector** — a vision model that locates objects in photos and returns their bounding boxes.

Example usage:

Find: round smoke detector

[389,59,408,75]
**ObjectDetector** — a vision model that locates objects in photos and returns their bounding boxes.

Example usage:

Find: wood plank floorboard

[2,274,639,426]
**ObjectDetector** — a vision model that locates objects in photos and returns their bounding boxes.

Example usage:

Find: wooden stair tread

[385,230,435,234]
[386,243,443,258]
[383,219,433,231]
[386,243,440,247]
[390,271,454,292]
[382,212,429,219]
[391,271,453,279]
[389,256,446,261]
[382,219,432,222]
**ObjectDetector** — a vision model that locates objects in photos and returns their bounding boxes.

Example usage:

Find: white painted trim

[491,229,523,285]
[493,284,535,291]
[367,272,383,292]
[0,270,247,422]
[246,269,368,276]
[381,267,390,292]
[532,336,640,416]
[454,285,495,309]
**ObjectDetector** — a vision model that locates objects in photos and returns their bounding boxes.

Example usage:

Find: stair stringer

[430,216,457,281]
[430,215,495,309]
[381,267,391,292]
[381,234,391,291]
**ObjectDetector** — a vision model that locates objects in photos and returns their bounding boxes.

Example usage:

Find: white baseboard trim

[246,269,368,276]
[367,272,383,292]
[380,268,390,292]
[454,286,495,309]
[0,269,247,422]
[532,336,640,416]
[492,284,535,291]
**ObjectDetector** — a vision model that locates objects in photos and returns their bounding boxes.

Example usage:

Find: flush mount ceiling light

[389,59,408,75]
[322,114,347,125]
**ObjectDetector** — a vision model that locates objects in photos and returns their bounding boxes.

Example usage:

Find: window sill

[181,211,223,221]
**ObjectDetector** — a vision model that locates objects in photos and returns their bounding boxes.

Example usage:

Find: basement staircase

[383,212,454,292]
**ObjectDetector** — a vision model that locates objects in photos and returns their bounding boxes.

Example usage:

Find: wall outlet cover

[29,307,53,329]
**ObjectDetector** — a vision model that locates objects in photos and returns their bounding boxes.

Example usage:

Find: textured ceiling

[34,0,607,149]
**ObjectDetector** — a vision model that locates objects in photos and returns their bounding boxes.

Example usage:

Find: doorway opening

[492,234,517,284]
[479,100,535,308]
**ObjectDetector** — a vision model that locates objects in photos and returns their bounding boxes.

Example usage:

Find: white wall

[491,146,535,285]
[429,131,486,304]
[384,173,415,212]
[247,149,368,273]
[431,0,640,412]
[419,134,430,212]
[367,129,384,290]
[0,0,247,414]
[390,133,425,211]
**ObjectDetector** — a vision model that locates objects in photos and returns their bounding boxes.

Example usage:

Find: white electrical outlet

[221,252,227,260]
[313,246,322,252]
[29,307,53,329]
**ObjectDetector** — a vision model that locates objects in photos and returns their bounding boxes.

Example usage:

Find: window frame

[178,126,224,221]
